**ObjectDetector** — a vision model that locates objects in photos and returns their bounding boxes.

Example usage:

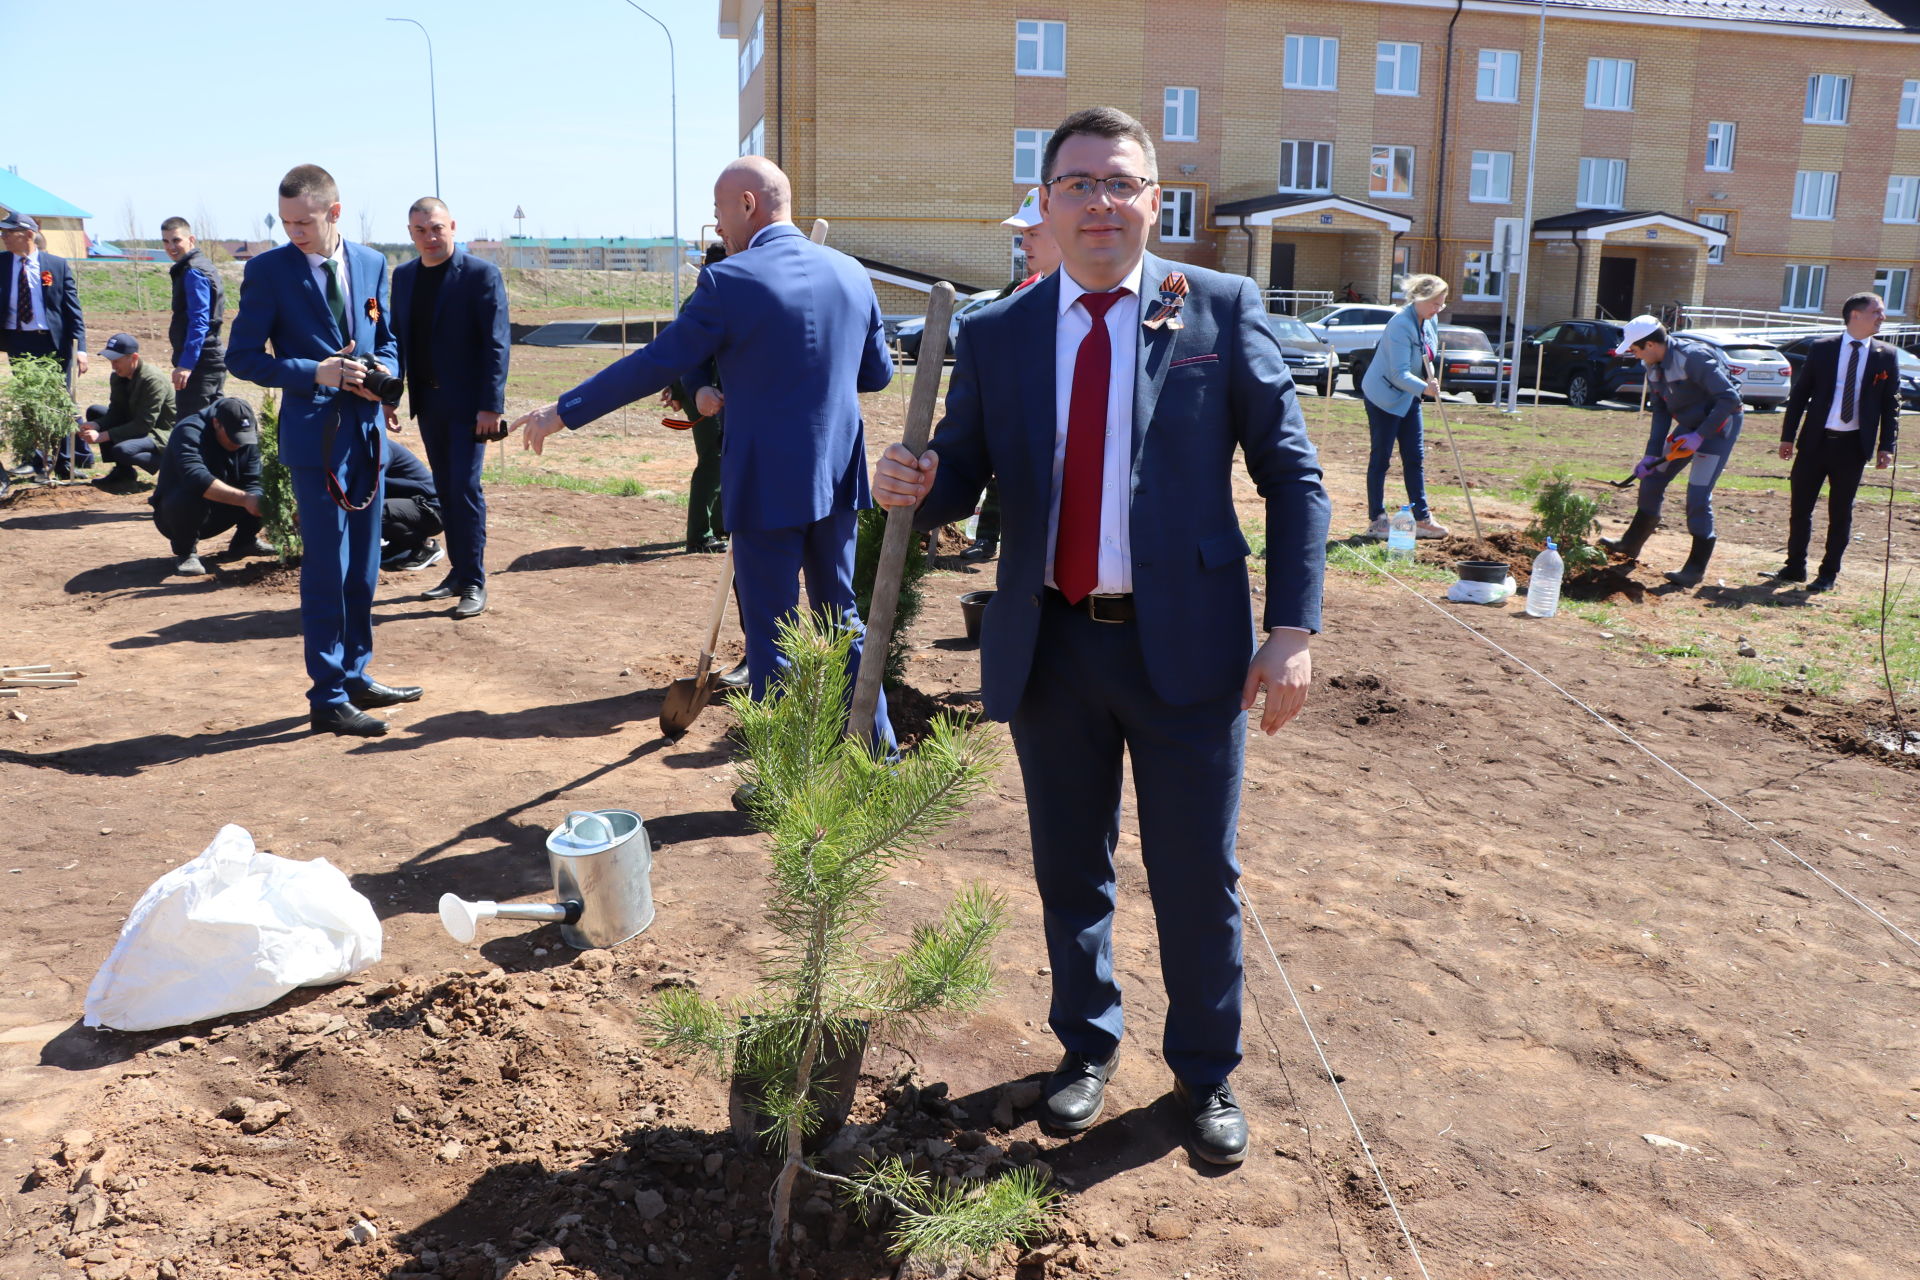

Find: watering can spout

[437,893,577,945]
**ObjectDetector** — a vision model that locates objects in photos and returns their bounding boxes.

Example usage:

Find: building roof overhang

[1532,209,1727,246]
[1212,193,1413,234]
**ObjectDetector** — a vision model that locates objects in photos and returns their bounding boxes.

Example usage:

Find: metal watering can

[438,809,655,950]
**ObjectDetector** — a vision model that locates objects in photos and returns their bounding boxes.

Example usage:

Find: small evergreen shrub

[256,393,302,562]
[1523,464,1607,569]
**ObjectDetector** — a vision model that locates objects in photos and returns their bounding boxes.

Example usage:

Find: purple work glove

[1670,431,1705,454]
[1631,455,1661,479]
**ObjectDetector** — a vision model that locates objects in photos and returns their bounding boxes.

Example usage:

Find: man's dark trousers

[175,361,227,419]
[1012,592,1246,1086]
[1787,429,1871,576]
[687,415,724,546]
[84,405,161,474]
[153,490,261,556]
[417,413,486,586]
[288,466,383,709]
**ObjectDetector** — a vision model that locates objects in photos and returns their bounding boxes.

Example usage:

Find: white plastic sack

[1447,575,1517,605]
[83,824,382,1032]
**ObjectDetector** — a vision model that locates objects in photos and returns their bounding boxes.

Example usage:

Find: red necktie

[1055,290,1123,604]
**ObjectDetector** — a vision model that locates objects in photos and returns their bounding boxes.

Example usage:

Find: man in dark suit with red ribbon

[2,213,89,476]
[1777,291,1900,594]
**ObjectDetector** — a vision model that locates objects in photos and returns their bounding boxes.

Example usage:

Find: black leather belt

[1047,587,1135,623]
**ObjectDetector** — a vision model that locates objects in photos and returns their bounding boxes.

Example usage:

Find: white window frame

[737,10,764,91]
[1782,263,1827,313]
[1903,80,1920,129]
[1585,57,1635,111]
[739,117,765,158]
[1576,157,1626,210]
[1159,187,1198,242]
[1697,212,1728,265]
[1477,49,1519,102]
[1461,217,1523,301]
[1876,267,1911,316]
[1376,41,1420,96]
[1886,175,1920,224]
[1392,245,1412,298]
[1279,140,1334,193]
[1015,19,1065,77]
[1163,87,1198,142]
[1705,122,1736,172]
[1012,233,1028,281]
[1284,34,1339,91]
[1793,170,1838,220]
[1469,150,1512,203]
[1804,73,1851,124]
[1013,128,1048,186]
[1370,145,1415,200]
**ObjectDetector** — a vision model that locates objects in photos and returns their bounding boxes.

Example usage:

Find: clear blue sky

[9,0,739,246]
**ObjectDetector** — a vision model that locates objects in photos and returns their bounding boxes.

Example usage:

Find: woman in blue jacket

[1360,274,1451,539]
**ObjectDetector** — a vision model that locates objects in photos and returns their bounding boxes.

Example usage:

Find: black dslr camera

[353,358,404,407]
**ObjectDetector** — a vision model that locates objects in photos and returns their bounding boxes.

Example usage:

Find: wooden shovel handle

[691,547,734,683]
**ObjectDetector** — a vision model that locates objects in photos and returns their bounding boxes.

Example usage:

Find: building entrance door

[1597,257,1637,321]
[1269,241,1295,293]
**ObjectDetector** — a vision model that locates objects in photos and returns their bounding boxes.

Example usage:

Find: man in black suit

[1777,291,1900,594]
[2,213,89,476]
[390,197,510,619]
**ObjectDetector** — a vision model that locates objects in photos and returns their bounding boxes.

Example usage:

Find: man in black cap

[160,217,227,417]
[78,333,176,486]
[151,396,271,576]
[378,437,444,573]
[2,212,89,477]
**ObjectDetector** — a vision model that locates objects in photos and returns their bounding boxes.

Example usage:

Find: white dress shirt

[305,242,352,325]
[1047,259,1145,596]
[1822,337,1868,433]
[6,249,47,331]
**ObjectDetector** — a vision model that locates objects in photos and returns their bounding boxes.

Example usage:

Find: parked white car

[1297,303,1401,372]
[1669,328,1794,410]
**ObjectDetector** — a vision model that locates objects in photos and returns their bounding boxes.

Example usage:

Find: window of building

[1279,140,1333,192]
[1705,122,1736,172]
[1160,188,1198,242]
[1376,42,1419,95]
[1585,57,1634,110]
[737,10,764,91]
[1370,145,1414,199]
[1012,234,1029,280]
[1577,157,1625,209]
[1469,150,1512,202]
[1903,81,1920,128]
[739,117,764,157]
[1461,217,1523,301]
[1697,212,1727,265]
[1876,267,1912,315]
[1163,87,1198,141]
[1013,128,1048,185]
[1804,73,1851,124]
[1885,175,1920,224]
[1782,264,1827,312]
[1392,244,1412,298]
[1478,49,1519,102]
[1016,19,1065,76]
[1793,170,1838,220]
[1284,34,1339,90]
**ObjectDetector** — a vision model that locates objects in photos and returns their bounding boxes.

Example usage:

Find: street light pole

[387,17,441,198]
[1506,0,1547,411]
[620,0,681,313]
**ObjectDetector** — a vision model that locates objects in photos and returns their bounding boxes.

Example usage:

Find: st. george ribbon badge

[1143,272,1188,330]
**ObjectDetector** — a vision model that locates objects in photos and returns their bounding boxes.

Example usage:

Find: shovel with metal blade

[660,546,735,738]
[1609,437,1698,488]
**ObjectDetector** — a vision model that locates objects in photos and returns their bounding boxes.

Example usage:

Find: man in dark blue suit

[516,157,896,746]
[227,164,420,737]
[875,108,1330,1166]
[391,197,510,619]
[2,214,90,476]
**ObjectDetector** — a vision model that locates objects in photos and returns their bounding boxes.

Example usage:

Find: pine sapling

[255,393,302,562]
[0,355,77,475]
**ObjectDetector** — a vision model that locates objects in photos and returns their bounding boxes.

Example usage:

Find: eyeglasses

[1044,174,1157,204]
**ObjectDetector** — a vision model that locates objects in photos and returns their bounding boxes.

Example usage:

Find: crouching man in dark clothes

[152,397,271,576]
[378,437,445,572]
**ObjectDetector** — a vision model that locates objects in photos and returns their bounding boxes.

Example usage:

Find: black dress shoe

[453,585,488,619]
[1173,1078,1248,1166]
[422,573,458,600]
[716,660,751,691]
[1042,1049,1119,1132]
[960,539,998,563]
[1772,562,1807,583]
[310,703,389,737]
[347,680,423,709]
[1807,573,1838,594]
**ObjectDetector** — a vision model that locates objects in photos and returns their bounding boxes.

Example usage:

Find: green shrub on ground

[256,393,301,562]
[0,355,76,470]
[1522,464,1607,569]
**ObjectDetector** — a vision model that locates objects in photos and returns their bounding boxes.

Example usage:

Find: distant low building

[0,168,91,259]
[466,237,689,273]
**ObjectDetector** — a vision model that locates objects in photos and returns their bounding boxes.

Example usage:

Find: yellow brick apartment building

[718,0,1920,329]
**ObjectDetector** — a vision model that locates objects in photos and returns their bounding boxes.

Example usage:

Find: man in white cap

[1597,315,1743,587]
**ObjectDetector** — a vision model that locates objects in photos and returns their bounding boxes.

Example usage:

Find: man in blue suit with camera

[516,156,896,746]
[875,108,1329,1167]
[228,164,420,737]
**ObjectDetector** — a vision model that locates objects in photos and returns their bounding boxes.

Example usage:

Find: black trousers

[416,412,487,586]
[152,490,261,557]
[1786,429,1871,576]
[174,359,227,418]
[381,496,444,557]
[84,406,162,475]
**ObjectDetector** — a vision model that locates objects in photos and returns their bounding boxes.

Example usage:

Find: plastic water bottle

[1526,539,1564,618]
[1387,505,1417,562]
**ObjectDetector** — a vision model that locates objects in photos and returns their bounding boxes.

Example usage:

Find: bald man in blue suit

[518,157,895,747]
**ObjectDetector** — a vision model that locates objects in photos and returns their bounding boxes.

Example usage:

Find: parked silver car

[1298,303,1400,372]
[1671,328,1794,410]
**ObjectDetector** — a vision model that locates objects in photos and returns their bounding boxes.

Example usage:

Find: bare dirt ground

[5,350,1920,1280]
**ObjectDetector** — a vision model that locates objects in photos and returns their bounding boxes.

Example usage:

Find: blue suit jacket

[914,254,1331,719]
[1360,304,1438,416]
[226,240,396,474]
[391,248,511,426]
[1,250,85,362]
[557,222,893,532]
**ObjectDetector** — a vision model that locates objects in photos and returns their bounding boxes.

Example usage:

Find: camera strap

[320,407,384,513]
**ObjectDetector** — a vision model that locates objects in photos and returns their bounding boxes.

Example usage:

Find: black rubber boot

[1663,535,1716,587]
[1598,510,1659,561]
